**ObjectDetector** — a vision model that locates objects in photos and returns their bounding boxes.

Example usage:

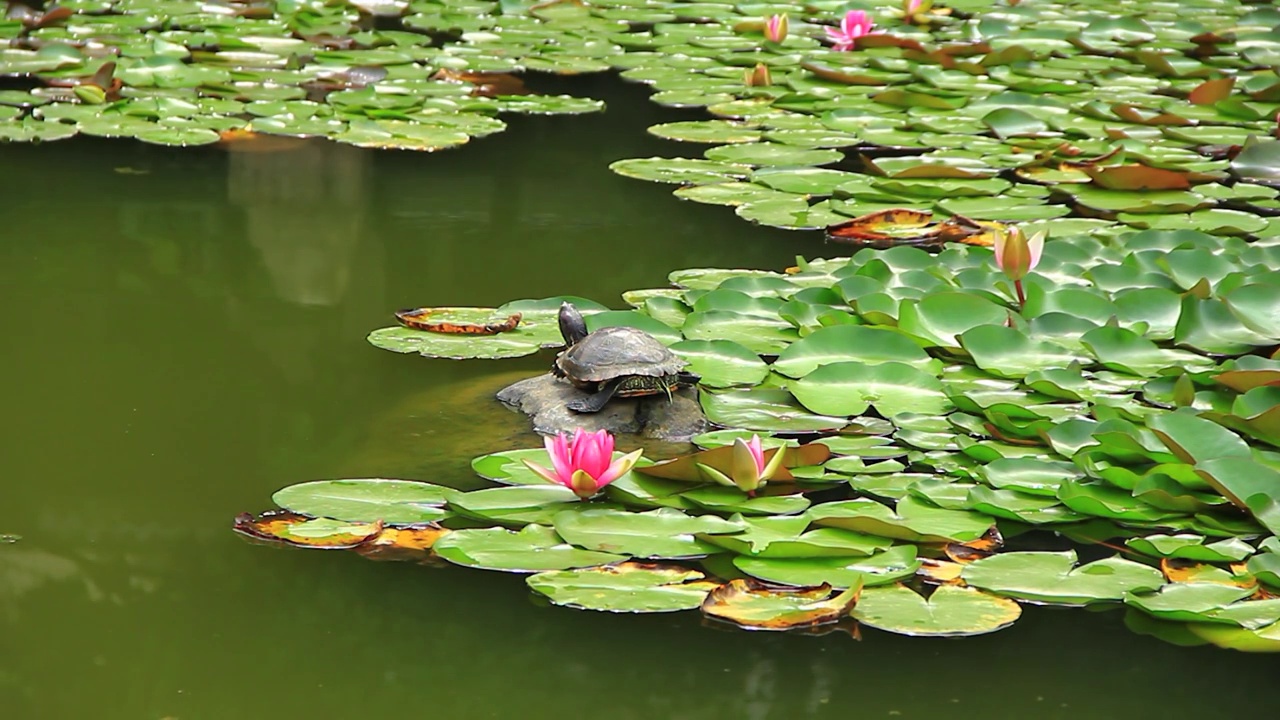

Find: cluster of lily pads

[0,0,610,148]
[236,221,1280,651]
[609,0,1280,235]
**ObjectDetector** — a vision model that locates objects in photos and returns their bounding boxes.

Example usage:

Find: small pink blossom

[744,435,766,476]
[992,226,1045,282]
[825,10,876,51]
[523,429,642,499]
[764,14,788,43]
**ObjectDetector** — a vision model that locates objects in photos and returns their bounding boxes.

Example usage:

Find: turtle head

[558,302,589,345]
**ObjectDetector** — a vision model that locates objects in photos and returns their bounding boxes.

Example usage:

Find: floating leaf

[961,551,1166,606]
[853,584,1022,637]
[272,479,450,524]
[701,578,861,631]
[552,507,744,559]
[433,525,624,573]
[527,562,721,613]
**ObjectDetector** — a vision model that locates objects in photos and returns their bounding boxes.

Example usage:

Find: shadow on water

[0,77,1276,719]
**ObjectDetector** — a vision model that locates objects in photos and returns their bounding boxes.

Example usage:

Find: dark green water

[2,79,1276,719]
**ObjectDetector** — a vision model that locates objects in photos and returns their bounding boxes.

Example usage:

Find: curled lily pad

[701,578,861,631]
[232,511,382,549]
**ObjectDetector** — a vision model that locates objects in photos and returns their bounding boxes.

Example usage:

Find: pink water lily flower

[697,434,788,494]
[523,429,643,499]
[764,13,788,43]
[826,10,877,51]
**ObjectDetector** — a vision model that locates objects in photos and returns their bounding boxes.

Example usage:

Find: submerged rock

[496,373,706,441]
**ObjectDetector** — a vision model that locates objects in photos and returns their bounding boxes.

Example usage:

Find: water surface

[2,79,1276,719]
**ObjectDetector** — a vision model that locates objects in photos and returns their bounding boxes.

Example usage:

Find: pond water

[2,78,1277,719]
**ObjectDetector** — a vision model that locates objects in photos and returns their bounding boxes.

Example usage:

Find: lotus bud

[697,435,788,494]
[992,225,1045,282]
[744,63,772,87]
[764,14,788,43]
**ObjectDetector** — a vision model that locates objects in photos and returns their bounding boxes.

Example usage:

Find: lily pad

[272,479,451,525]
[853,584,1023,637]
[961,551,1166,606]
[433,524,625,573]
[526,562,721,613]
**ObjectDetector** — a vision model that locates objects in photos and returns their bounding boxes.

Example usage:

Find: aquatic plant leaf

[809,496,995,544]
[272,479,450,524]
[433,525,624,573]
[670,339,769,388]
[962,551,1166,606]
[700,387,849,433]
[527,562,720,613]
[733,545,921,589]
[701,578,861,631]
[704,143,843,167]
[232,511,382,549]
[638,441,828,483]
[680,486,812,516]
[1125,582,1266,626]
[1125,534,1256,563]
[552,507,743,559]
[789,361,952,419]
[772,325,941,378]
[1249,553,1280,590]
[853,584,1022,637]
[1188,621,1280,653]
[446,485,585,526]
[354,524,451,562]
[702,515,893,558]
[609,157,752,185]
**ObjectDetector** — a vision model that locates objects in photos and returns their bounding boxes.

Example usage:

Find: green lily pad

[526,562,721,613]
[433,524,626,573]
[772,325,941,378]
[670,339,769,388]
[853,584,1023,637]
[733,545,921,589]
[789,361,952,419]
[609,157,752,185]
[272,479,451,525]
[809,496,995,544]
[552,507,744,559]
[961,551,1166,606]
[700,387,849,433]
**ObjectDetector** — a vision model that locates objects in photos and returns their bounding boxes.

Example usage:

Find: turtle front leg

[567,378,623,413]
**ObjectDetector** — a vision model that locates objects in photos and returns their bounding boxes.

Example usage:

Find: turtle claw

[567,377,623,413]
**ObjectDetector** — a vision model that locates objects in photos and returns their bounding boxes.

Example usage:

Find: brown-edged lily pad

[701,578,862,631]
[232,511,383,549]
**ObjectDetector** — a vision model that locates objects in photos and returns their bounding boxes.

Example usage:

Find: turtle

[552,302,695,413]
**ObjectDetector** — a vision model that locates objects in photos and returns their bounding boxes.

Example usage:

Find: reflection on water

[1,78,1277,719]
[230,140,370,308]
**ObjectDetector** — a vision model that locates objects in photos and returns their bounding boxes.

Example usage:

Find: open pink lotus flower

[522,429,643,499]
[697,434,787,494]
[825,10,877,51]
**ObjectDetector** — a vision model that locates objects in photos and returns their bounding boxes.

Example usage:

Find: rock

[496,373,707,442]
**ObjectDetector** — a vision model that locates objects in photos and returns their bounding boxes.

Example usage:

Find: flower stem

[1014,279,1026,307]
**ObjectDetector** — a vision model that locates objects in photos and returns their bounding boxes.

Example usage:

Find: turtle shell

[556,326,686,383]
